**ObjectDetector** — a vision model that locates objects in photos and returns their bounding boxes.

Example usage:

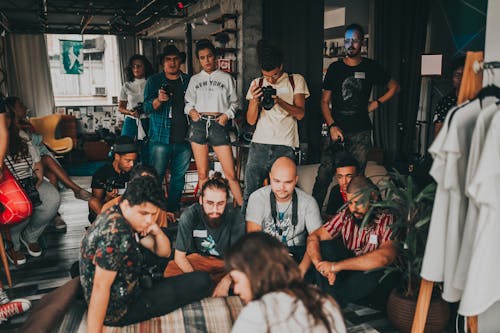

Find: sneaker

[75,189,92,201]
[0,289,10,305]
[20,236,42,257]
[6,250,26,266]
[0,299,31,323]
[52,215,67,231]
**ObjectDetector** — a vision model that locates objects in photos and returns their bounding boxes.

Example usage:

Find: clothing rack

[410,55,500,333]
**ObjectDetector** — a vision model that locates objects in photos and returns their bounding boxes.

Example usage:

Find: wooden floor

[0,176,91,332]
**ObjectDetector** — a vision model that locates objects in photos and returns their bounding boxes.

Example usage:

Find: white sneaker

[0,299,31,323]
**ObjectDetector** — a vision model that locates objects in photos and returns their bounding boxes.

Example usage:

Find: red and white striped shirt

[323,208,394,256]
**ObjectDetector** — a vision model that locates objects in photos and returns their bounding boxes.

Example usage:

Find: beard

[203,211,224,229]
[352,212,365,226]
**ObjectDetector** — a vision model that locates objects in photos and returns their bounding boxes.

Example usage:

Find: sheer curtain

[117,36,137,85]
[5,34,55,117]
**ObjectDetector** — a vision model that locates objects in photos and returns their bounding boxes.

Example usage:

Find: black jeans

[242,142,296,213]
[315,239,384,307]
[312,130,372,209]
[109,271,213,326]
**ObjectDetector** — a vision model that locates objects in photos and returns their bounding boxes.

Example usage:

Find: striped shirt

[323,208,394,256]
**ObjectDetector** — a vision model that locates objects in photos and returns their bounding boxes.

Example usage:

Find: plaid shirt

[144,71,190,144]
[324,207,394,256]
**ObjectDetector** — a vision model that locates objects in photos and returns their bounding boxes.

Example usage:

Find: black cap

[162,45,181,57]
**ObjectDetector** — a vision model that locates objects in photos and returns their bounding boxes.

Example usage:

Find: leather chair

[29,115,73,155]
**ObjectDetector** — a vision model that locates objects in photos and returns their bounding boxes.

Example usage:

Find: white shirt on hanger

[452,101,499,291]
[459,109,500,316]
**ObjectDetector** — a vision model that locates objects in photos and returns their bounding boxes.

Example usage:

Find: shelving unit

[209,13,238,76]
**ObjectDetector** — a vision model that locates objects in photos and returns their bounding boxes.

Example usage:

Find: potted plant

[363,171,449,333]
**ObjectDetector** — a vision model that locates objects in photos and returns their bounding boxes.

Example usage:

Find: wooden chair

[29,114,73,155]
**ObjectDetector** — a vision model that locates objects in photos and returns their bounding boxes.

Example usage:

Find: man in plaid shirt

[307,175,397,306]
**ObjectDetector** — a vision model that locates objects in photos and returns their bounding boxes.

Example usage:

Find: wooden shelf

[209,13,238,25]
[210,28,237,36]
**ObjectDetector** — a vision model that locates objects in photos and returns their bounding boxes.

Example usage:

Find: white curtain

[117,36,137,85]
[5,34,55,116]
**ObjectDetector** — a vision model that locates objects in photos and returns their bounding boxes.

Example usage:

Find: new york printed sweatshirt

[184,69,239,119]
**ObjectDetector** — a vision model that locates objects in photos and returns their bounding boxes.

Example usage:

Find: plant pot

[386,289,449,333]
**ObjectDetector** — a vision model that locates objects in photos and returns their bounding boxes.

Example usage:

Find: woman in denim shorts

[184,39,243,206]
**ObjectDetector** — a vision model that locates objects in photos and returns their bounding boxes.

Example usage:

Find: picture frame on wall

[55,107,66,115]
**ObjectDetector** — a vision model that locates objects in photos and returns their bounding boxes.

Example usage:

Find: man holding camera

[243,40,310,212]
[144,45,191,213]
[312,23,399,209]
[88,136,137,223]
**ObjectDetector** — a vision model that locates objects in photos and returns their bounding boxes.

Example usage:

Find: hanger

[476,67,500,107]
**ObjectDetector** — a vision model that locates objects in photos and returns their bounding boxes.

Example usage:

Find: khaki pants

[164,253,226,284]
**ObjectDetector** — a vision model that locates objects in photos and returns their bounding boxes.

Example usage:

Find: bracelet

[375,99,382,107]
[330,262,336,272]
[327,123,337,130]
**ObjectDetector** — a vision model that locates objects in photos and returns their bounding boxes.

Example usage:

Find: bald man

[246,157,323,277]
[307,175,397,306]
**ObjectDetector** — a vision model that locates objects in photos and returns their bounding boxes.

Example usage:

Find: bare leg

[41,155,81,193]
[190,142,210,194]
[44,168,58,187]
[212,145,243,206]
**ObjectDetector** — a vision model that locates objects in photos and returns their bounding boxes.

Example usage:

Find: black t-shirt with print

[433,90,457,124]
[175,203,245,258]
[323,58,390,134]
[91,163,130,192]
[166,77,189,143]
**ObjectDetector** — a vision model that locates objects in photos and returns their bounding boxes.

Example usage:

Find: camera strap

[4,155,35,182]
[270,189,298,245]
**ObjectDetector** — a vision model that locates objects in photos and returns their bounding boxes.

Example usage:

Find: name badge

[354,72,366,79]
[369,234,378,245]
[193,230,208,238]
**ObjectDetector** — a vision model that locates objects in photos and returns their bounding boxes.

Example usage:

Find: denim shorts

[187,115,230,146]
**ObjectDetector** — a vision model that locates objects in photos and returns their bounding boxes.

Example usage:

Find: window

[46,34,122,106]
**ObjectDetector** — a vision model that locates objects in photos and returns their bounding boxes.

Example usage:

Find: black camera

[19,176,42,207]
[161,83,175,97]
[261,86,277,110]
[140,265,163,289]
[133,102,144,115]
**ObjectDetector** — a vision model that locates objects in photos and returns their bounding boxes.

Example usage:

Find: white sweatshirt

[184,69,239,119]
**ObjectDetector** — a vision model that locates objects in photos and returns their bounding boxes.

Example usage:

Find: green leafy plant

[362,170,436,299]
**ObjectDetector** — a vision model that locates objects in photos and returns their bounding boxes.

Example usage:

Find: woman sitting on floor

[2,107,60,265]
[226,232,347,333]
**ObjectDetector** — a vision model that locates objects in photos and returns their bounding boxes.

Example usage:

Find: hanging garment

[452,101,499,291]
[459,110,500,316]
[457,51,484,104]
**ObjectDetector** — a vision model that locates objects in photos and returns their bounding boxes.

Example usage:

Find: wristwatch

[330,262,336,273]
[327,123,337,130]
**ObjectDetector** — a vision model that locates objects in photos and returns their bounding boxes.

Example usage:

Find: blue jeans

[242,142,295,213]
[149,141,192,212]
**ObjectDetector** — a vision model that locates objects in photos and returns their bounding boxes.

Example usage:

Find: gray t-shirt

[246,186,323,247]
[175,203,245,258]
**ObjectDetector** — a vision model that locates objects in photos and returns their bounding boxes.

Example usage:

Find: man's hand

[128,110,140,118]
[249,82,263,101]
[189,109,200,121]
[316,260,337,276]
[158,89,170,103]
[329,126,344,142]
[326,271,336,286]
[104,189,119,202]
[217,114,228,126]
[165,211,176,224]
[140,222,161,238]
[368,100,379,113]
[212,275,232,297]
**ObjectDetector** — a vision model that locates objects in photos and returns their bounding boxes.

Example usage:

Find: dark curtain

[118,36,137,85]
[373,0,431,163]
[262,0,325,163]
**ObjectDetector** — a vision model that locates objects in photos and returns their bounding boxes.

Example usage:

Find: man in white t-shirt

[246,157,322,277]
[243,40,310,212]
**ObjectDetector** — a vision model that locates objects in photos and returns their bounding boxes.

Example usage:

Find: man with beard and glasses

[307,175,397,307]
[312,23,399,210]
[163,172,245,297]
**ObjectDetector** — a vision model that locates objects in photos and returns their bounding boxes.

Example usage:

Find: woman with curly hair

[226,232,346,333]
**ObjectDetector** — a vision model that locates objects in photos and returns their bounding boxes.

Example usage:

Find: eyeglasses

[344,39,362,44]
